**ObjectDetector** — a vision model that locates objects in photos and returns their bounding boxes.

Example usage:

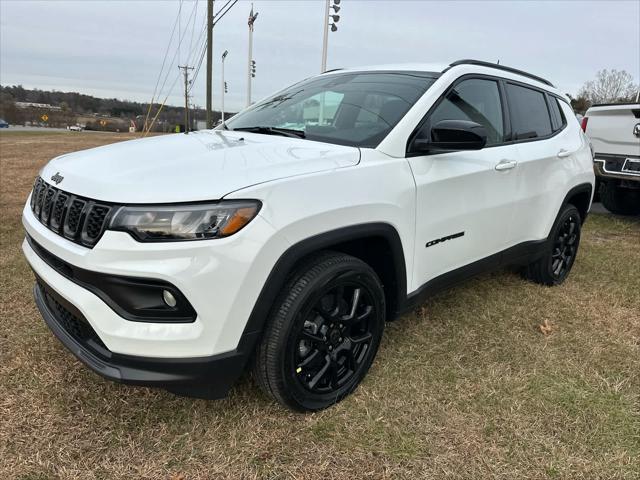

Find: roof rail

[445,59,555,87]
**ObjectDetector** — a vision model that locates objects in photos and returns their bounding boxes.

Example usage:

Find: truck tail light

[581,117,588,132]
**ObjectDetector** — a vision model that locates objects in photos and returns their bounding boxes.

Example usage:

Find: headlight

[109,200,261,241]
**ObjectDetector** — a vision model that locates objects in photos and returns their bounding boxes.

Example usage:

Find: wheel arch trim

[236,222,407,353]
[560,182,593,225]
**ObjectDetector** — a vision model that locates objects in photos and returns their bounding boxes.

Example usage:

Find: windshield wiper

[231,126,306,139]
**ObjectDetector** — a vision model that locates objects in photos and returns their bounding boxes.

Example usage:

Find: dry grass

[1,131,639,479]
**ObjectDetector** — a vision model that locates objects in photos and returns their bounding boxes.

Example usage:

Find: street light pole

[247,4,258,107]
[320,0,340,73]
[321,0,329,73]
[319,0,340,125]
[221,50,228,123]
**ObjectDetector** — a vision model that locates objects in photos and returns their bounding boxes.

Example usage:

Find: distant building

[15,102,62,111]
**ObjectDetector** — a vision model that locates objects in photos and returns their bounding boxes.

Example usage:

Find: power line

[213,0,238,27]
[146,0,238,132]
[146,0,200,130]
[155,1,199,101]
[186,7,209,75]
[143,71,182,136]
[189,40,208,94]
[191,0,238,91]
[142,0,183,133]
[187,0,199,60]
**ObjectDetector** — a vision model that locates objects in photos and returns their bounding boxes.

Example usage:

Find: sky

[1,0,639,112]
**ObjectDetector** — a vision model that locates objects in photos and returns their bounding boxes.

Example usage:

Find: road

[0,125,114,133]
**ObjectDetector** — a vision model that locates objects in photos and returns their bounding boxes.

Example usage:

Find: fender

[234,222,407,357]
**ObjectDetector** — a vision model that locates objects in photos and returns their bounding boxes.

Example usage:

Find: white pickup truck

[583,103,640,214]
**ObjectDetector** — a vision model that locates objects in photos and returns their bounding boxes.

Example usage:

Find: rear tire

[600,181,640,215]
[252,252,385,412]
[523,204,581,286]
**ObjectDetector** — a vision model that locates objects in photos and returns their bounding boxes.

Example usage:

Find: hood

[40,130,360,203]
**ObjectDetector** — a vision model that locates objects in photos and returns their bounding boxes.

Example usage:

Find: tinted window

[506,83,552,139]
[548,96,566,132]
[547,96,560,130]
[427,78,504,146]
[226,72,437,148]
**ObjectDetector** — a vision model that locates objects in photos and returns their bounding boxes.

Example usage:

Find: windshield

[225,71,438,148]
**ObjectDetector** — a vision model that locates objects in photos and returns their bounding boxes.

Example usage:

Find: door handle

[557,149,572,158]
[495,159,517,171]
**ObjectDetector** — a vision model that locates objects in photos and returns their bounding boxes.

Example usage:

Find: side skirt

[400,238,548,314]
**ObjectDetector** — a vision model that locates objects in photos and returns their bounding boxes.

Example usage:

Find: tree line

[568,69,638,114]
[0,85,230,131]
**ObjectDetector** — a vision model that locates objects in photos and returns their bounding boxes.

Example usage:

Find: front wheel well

[241,223,408,355]
[318,236,402,320]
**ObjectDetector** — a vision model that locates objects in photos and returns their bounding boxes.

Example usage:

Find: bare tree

[578,69,639,105]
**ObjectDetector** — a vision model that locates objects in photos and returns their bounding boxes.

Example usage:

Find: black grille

[39,281,108,352]
[86,205,110,239]
[30,177,113,248]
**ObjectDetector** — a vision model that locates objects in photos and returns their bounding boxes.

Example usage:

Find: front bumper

[22,201,286,358]
[34,278,256,398]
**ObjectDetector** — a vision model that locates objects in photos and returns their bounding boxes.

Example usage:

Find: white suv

[23,60,595,411]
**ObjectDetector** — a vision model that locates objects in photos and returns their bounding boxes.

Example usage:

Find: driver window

[428,79,504,146]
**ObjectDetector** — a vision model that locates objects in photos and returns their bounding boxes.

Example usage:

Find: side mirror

[412,119,488,153]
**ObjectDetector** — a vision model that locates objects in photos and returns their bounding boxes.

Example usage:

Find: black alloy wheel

[523,204,582,286]
[550,212,579,279]
[291,278,377,394]
[253,252,385,411]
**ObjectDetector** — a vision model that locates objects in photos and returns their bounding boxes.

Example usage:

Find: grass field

[1,131,639,479]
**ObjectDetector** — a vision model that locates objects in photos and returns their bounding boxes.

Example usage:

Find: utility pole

[246,4,258,107]
[179,65,194,133]
[206,0,214,129]
[221,50,228,123]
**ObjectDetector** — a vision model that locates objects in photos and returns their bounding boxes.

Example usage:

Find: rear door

[503,83,581,244]
[407,77,520,290]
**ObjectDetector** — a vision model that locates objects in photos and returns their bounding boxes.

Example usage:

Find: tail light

[581,116,589,132]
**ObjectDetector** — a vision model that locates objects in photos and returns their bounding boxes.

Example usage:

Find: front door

[407,77,520,292]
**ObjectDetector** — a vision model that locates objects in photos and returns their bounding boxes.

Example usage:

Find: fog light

[162,290,177,307]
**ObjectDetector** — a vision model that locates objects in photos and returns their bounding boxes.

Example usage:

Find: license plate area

[621,158,640,174]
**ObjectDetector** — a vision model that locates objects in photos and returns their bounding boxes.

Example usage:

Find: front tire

[523,204,582,286]
[253,252,385,411]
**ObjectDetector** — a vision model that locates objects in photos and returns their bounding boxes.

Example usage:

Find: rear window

[506,83,553,140]
[547,96,567,132]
